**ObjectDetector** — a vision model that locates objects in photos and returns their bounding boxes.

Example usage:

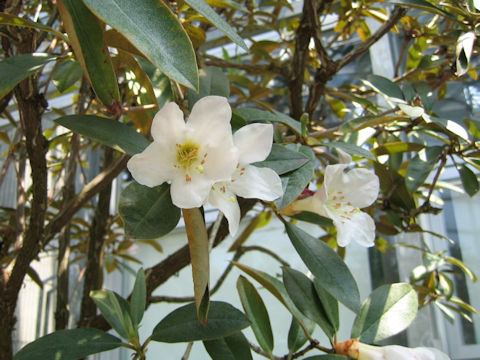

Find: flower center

[176,141,200,170]
[326,190,359,223]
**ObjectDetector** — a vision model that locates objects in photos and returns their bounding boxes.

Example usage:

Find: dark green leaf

[406,146,444,191]
[287,316,315,354]
[285,223,361,313]
[283,268,334,338]
[118,182,180,239]
[233,108,302,135]
[83,0,198,90]
[52,59,83,93]
[184,0,247,50]
[0,53,57,99]
[237,276,274,354]
[13,328,122,360]
[54,115,150,155]
[313,278,339,332]
[275,146,315,210]
[290,211,333,226]
[253,144,309,175]
[330,141,376,160]
[413,81,435,112]
[203,331,253,360]
[374,162,416,210]
[90,290,137,341]
[365,74,404,101]
[130,268,146,326]
[151,301,250,342]
[351,283,418,343]
[188,67,230,108]
[458,164,479,196]
[58,0,120,106]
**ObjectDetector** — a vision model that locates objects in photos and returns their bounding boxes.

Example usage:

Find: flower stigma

[176,141,200,170]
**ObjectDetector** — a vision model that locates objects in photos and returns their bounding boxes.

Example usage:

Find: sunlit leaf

[351,283,418,343]
[0,12,68,42]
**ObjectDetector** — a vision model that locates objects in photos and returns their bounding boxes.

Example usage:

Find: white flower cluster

[127,96,283,236]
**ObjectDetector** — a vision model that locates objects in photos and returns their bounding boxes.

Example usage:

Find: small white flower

[127,96,239,209]
[286,152,379,247]
[208,123,283,236]
[335,339,450,360]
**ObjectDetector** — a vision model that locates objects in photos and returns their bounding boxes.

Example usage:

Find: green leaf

[282,268,334,338]
[118,182,180,239]
[83,0,198,90]
[290,211,333,227]
[237,276,274,354]
[351,283,418,343]
[188,66,230,108]
[54,115,150,155]
[52,59,83,93]
[329,141,376,160]
[58,0,120,107]
[287,317,315,354]
[364,74,404,101]
[183,208,210,324]
[458,164,479,197]
[90,290,138,341]
[184,0,247,50]
[313,278,339,332]
[275,146,315,210]
[372,142,424,156]
[253,144,309,175]
[427,116,470,141]
[233,108,302,135]
[303,355,348,360]
[0,12,68,42]
[151,301,250,342]
[203,332,253,360]
[233,262,314,333]
[390,0,458,20]
[13,328,122,360]
[406,146,444,192]
[374,162,416,210]
[0,53,57,99]
[130,268,146,326]
[285,223,361,313]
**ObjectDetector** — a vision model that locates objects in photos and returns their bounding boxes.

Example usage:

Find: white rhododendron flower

[127,96,239,209]
[335,339,450,360]
[208,123,283,236]
[284,151,379,247]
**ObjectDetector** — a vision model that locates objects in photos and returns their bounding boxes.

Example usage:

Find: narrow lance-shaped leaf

[188,66,230,108]
[351,283,418,343]
[184,0,248,50]
[52,59,83,93]
[253,144,309,175]
[0,53,57,99]
[0,12,69,43]
[130,267,146,326]
[287,316,316,354]
[13,328,122,360]
[90,290,138,341]
[151,302,250,342]
[83,0,198,90]
[237,276,274,355]
[458,164,479,197]
[282,268,335,339]
[285,223,361,313]
[313,278,339,332]
[183,208,210,324]
[58,0,120,107]
[405,146,444,192]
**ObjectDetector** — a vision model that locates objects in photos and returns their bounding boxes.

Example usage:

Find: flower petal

[170,172,213,208]
[208,185,240,236]
[233,123,274,164]
[203,142,239,182]
[150,102,186,142]
[187,96,232,144]
[127,142,176,187]
[333,211,375,247]
[230,165,283,201]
